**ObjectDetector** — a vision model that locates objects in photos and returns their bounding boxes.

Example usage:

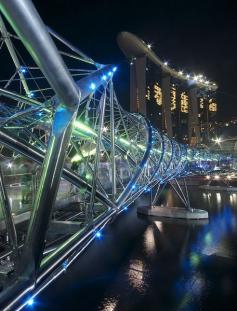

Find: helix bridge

[0,1,235,310]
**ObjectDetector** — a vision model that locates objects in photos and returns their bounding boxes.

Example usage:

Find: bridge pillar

[130,56,146,116]
[161,72,173,137]
[188,87,200,145]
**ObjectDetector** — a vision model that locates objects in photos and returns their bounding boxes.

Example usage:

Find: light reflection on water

[127,259,147,293]
[35,188,237,311]
[100,189,237,311]
[99,297,118,311]
[144,226,156,256]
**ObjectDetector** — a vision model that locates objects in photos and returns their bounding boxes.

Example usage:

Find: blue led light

[112,67,117,72]
[108,71,112,76]
[102,75,107,81]
[124,206,128,211]
[62,260,68,270]
[90,82,96,90]
[27,298,34,306]
[95,231,102,239]
[20,67,27,74]
[28,92,34,98]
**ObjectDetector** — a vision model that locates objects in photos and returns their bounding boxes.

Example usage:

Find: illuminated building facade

[146,65,217,144]
[117,31,218,146]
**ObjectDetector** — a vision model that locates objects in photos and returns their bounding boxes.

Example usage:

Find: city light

[28,92,34,98]
[95,231,102,239]
[214,137,222,144]
[90,82,96,90]
[164,61,168,66]
[178,70,183,75]
[27,298,34,306]
[62,260,68,271]
[214,175,220,180]
[7,162,12,168]
[19,67,27,74]
[147,43,152,49]
[102,126,108,133]
[206,175,211,180]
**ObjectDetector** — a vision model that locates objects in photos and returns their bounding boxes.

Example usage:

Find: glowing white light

[90,83,96,90]
[186,74,190,78]
[112,67,117,72]
[27,298,34,306]
[102,75,107,81]
[214,137,222,144]
[102,126,108,133]
[95,231,102,239]
[214,175,220,180]
[20,67,27,74]
[28,92,34,98]
[7,162,12,168]
[164,61,168,66]
[193,76,198,81]
[178,70,183,75]
[206,175,210,180]
[147,43,152,49]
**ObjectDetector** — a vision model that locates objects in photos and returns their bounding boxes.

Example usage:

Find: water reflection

[175,207,237,310]
[127,259,147,293]
[99,297,118,311]
[38,189,237,311]
[144,227,156,256]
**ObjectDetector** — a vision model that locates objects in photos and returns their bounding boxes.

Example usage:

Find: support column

[161,72,173,138]
[188,87,200,145]
[130,56,146,116]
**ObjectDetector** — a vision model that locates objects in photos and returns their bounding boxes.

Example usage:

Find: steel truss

[0,0,235,309]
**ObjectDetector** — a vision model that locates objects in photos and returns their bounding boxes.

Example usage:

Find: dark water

[33,189,237,311]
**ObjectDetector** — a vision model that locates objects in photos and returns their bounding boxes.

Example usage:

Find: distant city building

[145,62,217,144]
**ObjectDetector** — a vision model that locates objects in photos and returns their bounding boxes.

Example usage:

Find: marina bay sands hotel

[118,32,217,146]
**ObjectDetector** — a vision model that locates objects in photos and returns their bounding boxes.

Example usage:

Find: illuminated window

[200,98,204,109]
[146,85,151,101]
[209,98,217,112]
[171,85,176,111]
[181,92,188,113]
[154,82,162,106]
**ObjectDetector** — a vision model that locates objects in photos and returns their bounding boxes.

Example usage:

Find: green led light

[73,120,97,137]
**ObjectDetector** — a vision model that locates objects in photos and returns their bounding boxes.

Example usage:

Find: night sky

[20,1,237,119]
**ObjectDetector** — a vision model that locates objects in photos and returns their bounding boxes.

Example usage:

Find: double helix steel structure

[0,0,235,309]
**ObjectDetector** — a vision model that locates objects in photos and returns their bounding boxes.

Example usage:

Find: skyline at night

[33,0,237,119]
